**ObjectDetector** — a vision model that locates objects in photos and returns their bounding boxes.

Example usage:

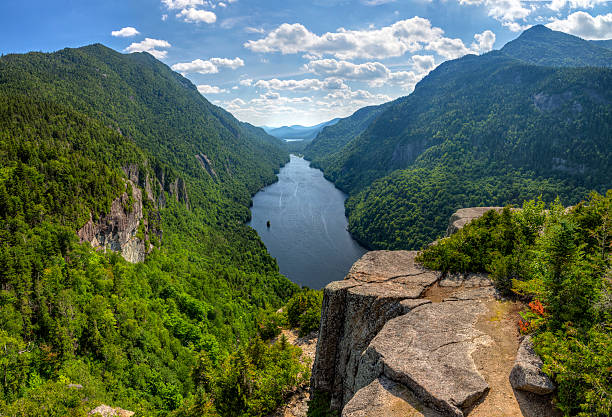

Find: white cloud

[111,27,140,37]
[304,58,429,89]
[253,77,348,91]
[305,59,391,81]
[162,0,205,9]
[239,78,253,86]
[171,57,244,74]
[547,11,612,39]
[411,55,436,73]
[162,14,168,21]
[197,84,228,94]
[125,38,171,59]
[244,17,484,60]
[176,8,217,23]
[472,30,496,54]
[245,27,265,34]
[220,84,392,126]
[457,0,531,28]
[548,0,609,12]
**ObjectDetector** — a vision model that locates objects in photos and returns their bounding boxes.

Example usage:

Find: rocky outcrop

[445,207,502,236]
[78,180,154,263]
[510,337,555,395]
[311,251,441,409]
[89,404,134,417]
[196,153,218,181]
[311,208,557,417]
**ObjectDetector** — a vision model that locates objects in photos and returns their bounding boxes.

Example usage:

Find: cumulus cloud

[411,55,436,73]
[244,17,483,60]
[548,0,609,11]
[125,38,171,59]
[304,59,390,81]
[220,84,392,126]
[457,0,531,30]
[253,77,348,91]
[197,84,228,94]
[239,78,253,86]
[171,57,244,74]
[111,27,140,37]
[176,8,217,23]
[472,30,496,54]
[547,11,612,39]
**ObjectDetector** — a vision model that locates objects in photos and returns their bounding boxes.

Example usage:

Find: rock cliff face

[311,208,557,417]
[77,180,150,263]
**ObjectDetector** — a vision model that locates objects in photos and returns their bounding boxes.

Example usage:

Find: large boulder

[446,207,503,236]
[355,300,492,417]
[510,336,555,395]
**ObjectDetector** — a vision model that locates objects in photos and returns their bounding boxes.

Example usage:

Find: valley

[0,5,611,417]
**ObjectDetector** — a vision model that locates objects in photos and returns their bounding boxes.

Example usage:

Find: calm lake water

[248,155,367,289]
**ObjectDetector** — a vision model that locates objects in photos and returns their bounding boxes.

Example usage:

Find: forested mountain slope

[501,25,612,67]
[0,44,297,415]
[305,27,612,250]
[303,103,391,170]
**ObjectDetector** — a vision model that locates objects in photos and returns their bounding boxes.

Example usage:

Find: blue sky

[2,0,611,126]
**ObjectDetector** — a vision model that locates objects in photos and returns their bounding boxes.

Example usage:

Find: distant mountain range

[304,25,612,250]
[262,118,341,140]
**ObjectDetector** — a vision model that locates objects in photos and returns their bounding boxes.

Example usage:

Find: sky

[1,0,611,127]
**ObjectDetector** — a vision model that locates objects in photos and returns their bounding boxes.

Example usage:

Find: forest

[0,44,327,416]
[304,26,612,251]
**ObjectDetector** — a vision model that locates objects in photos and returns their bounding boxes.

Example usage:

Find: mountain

[304,28,612,250]
[501,25,612,67]
[0,44,300,415]
[591,39,612,51]
[263,118,340,140]
[304,103,392,170]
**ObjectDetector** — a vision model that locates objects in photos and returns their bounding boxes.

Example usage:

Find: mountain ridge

[303,27,612,250]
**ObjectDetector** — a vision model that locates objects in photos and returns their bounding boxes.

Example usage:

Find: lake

[248,155,367,289]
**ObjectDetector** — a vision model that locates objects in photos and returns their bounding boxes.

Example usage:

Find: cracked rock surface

[311,208,557,417]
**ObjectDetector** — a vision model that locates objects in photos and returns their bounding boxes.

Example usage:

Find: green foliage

[176,336,310,417]
[0,44,298,415]
[286,290,323,336]
[303,29,611,251]
[304,104,390,171]
[419,192,612,415]
[536,325,612,417]
[501,25,612,68]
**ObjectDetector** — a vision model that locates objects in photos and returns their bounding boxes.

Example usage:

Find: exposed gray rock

[196,153,218,180]
[311,207,558,417]
[89,404,134,417]
[510,336,555,395]
[78,181,148,263]
[446,207,503,237]
[355,300,492,417]
[343,377,443,417]
[310,251,440,409]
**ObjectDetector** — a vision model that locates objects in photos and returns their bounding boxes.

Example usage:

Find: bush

[286,290,323,336]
